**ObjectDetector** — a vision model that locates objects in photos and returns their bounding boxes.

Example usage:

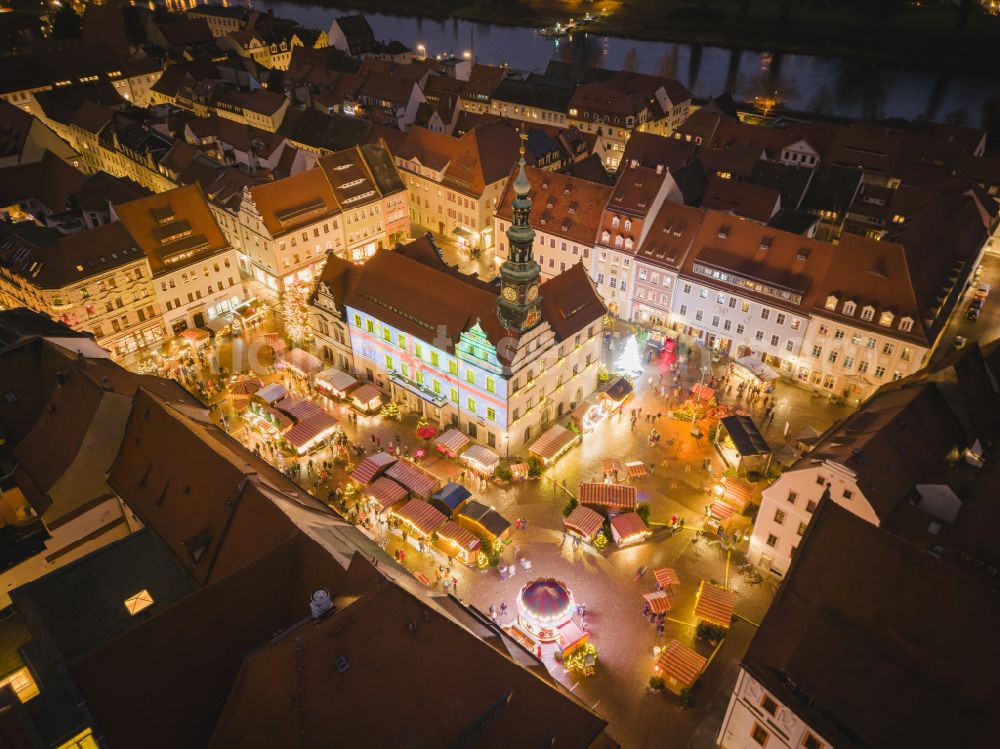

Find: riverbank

[310,0,1000,70]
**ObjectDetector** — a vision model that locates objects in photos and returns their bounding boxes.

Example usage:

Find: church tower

[498,134,542,332]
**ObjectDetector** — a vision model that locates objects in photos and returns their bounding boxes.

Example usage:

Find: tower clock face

[502,286,517,301]
[526,285,539,301]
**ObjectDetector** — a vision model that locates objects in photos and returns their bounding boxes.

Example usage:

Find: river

[187,1,1000,122]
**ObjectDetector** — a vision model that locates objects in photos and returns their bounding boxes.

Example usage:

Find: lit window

[0,666,39,702]
[124,589,154,615]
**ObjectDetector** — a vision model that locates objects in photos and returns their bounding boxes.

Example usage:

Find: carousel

[516,578,576,642]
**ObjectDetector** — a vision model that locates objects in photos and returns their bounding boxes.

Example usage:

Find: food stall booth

[315,368,358,399]
[609,511,651,547]
[434,520,481,564]
[654,639,707,696]
[528,424,581,467]
[349,382,383,415]
[563,504,605,546]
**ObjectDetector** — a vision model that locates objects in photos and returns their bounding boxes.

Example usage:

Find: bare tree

[623,48,639,73]
[658,47,679,80]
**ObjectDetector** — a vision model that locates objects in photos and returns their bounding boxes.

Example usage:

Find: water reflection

[190,0,999,120]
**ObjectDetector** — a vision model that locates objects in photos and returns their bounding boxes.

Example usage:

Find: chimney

[630,159,639,169]
[655,163,664,174]
[310,588,334,619]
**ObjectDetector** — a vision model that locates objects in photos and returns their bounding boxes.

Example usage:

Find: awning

[657,639,706,689]
[625,460,648,478]
[695,581,737,627]
[462,444,500,473]
[510,463,529,479]
[255,382,288,405]
[654,568,681,589]
[392,498,447,537]
[601,457,622,473]
[563,505,604,539]
[644,591,673,614]
[229,376,263,396]
[710,499,737,522]
[316,367,357,394]
[181,328,210,344]
[734,356,779,382]
[263,332,285,354]
[610,511,649,542]
[282,347,324,376]
[722,477,753,511]
[529,425,579,462]
[435,428,470,455]
[578,482,637,511]
[285,409,338,452]
[451,225,477,243]
[366,476,408,512]
[350,382,383,407]
[691,383,716,402]
[350,452,397,485]
[557,619,587,651]
[436,520,480,553]
[386,460,440,497]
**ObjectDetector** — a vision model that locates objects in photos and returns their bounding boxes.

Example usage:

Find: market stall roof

[255,382,288,405]
[350,382,383,405]
[578,482,638,511]
[350,452,397,485]
[644,591,673,614]
[430,482,471,513]
[563,505,604,539]
[436,520,480,552]
[282,347,324,376]
[710,499,737,522]
[695,581,737,627]
[180,328,210,343]
[722,476,753,510]
[654,568,681,589]
[610,511,649,540]
[316,367,357,393]
[571,401,596,420]
[435,428,470,454]
[386,460,440,497]
[462,444,500,472]
[603,376,633,403]
[691,383,716,402]
[229,376,263,396]
[366,476,408,512]
[720,415,772,457]
[557,619,587,650]
[275,397,322,421]
[202,314,232,333]
[657,639,706,689]
[263,332,286,354]
[734,355,779,382]
[601,457,622,473]
[625,460,649,478]
[457,501,510,538]
[518,578,573,623]
[393,499,447,537]
[285,409,338,451]
[252,404,292,432]
[529,424,578,462]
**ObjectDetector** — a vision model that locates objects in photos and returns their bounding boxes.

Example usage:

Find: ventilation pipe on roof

[310,588,334,619]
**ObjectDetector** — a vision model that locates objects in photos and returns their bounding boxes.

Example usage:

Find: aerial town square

[0,1,999,747]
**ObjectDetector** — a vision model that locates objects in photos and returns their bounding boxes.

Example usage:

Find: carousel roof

[518,578,573,623]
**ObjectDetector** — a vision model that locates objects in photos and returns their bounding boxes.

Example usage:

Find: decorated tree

[381,401,400,420]
[282,280,312,345]
[597,362,610,383]
[615,335,642,378]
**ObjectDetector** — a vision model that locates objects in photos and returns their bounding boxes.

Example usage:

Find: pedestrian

[561,532,566,547]
[500,602,508,616]
[452,576,457,594]
[522,518,527,530]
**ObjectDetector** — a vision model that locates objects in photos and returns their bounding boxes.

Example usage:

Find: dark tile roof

[278,107,372,154]
[0,151,87,214]
[492,77,574,113]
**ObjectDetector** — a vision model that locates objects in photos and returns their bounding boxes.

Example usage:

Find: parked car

[975,282,991,300]
[970,297,984,310]
[967,307,981,322]
[953,335,968,349]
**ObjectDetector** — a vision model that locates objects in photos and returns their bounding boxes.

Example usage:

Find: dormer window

[718,226,730,239]
[611,215,620,227]
[615,235,624,247]
[825,294,838,311]
[624,238,633,250]
[861,305,875,322]
[843,301,857,316]
[624,219,632,231]
[601,230,610,243]
[899,317,913,333]
[879,311,894,327]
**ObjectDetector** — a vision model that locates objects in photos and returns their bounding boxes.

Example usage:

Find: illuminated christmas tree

[615,335,642,378]
[283,280,312,345]
[381,401,400,420]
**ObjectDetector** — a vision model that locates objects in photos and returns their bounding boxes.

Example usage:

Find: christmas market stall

[557,618,588,658]
[349,382,383,414]
[180,327,211,350]
[278,399,339,455]
[243,401,292,439]
[434,428,470,458]
[563,504,605,546]
[577,482,638,513]
[729,356,779,389]
[655,639,707,696]
[625,460,649,479]
[391,499,447,541]
[365,476,409,520]
[434,520,480,564]
[571,400,605,433]
[231,298,268,331]
[600,376,633,414]
[644,591,673,615]
[429,482,471,519]
[716,415,772,477]
[694,581,737,629]
[516,578,576,642]
[350,452,397,486]
[528,424,581,467]
[653,567,681,592]
[315,367,358,398]
[609,511,651,547]
[385,460,441,499]
[280,347,324,380]
[254,382,288,406]
[455,500,511,544]
[461,444,500,476]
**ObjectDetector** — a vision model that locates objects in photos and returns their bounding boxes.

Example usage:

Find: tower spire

[497,130,542,332]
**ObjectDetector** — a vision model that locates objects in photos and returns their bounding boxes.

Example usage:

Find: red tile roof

[392,498,447,536]
[694,581,736,627]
